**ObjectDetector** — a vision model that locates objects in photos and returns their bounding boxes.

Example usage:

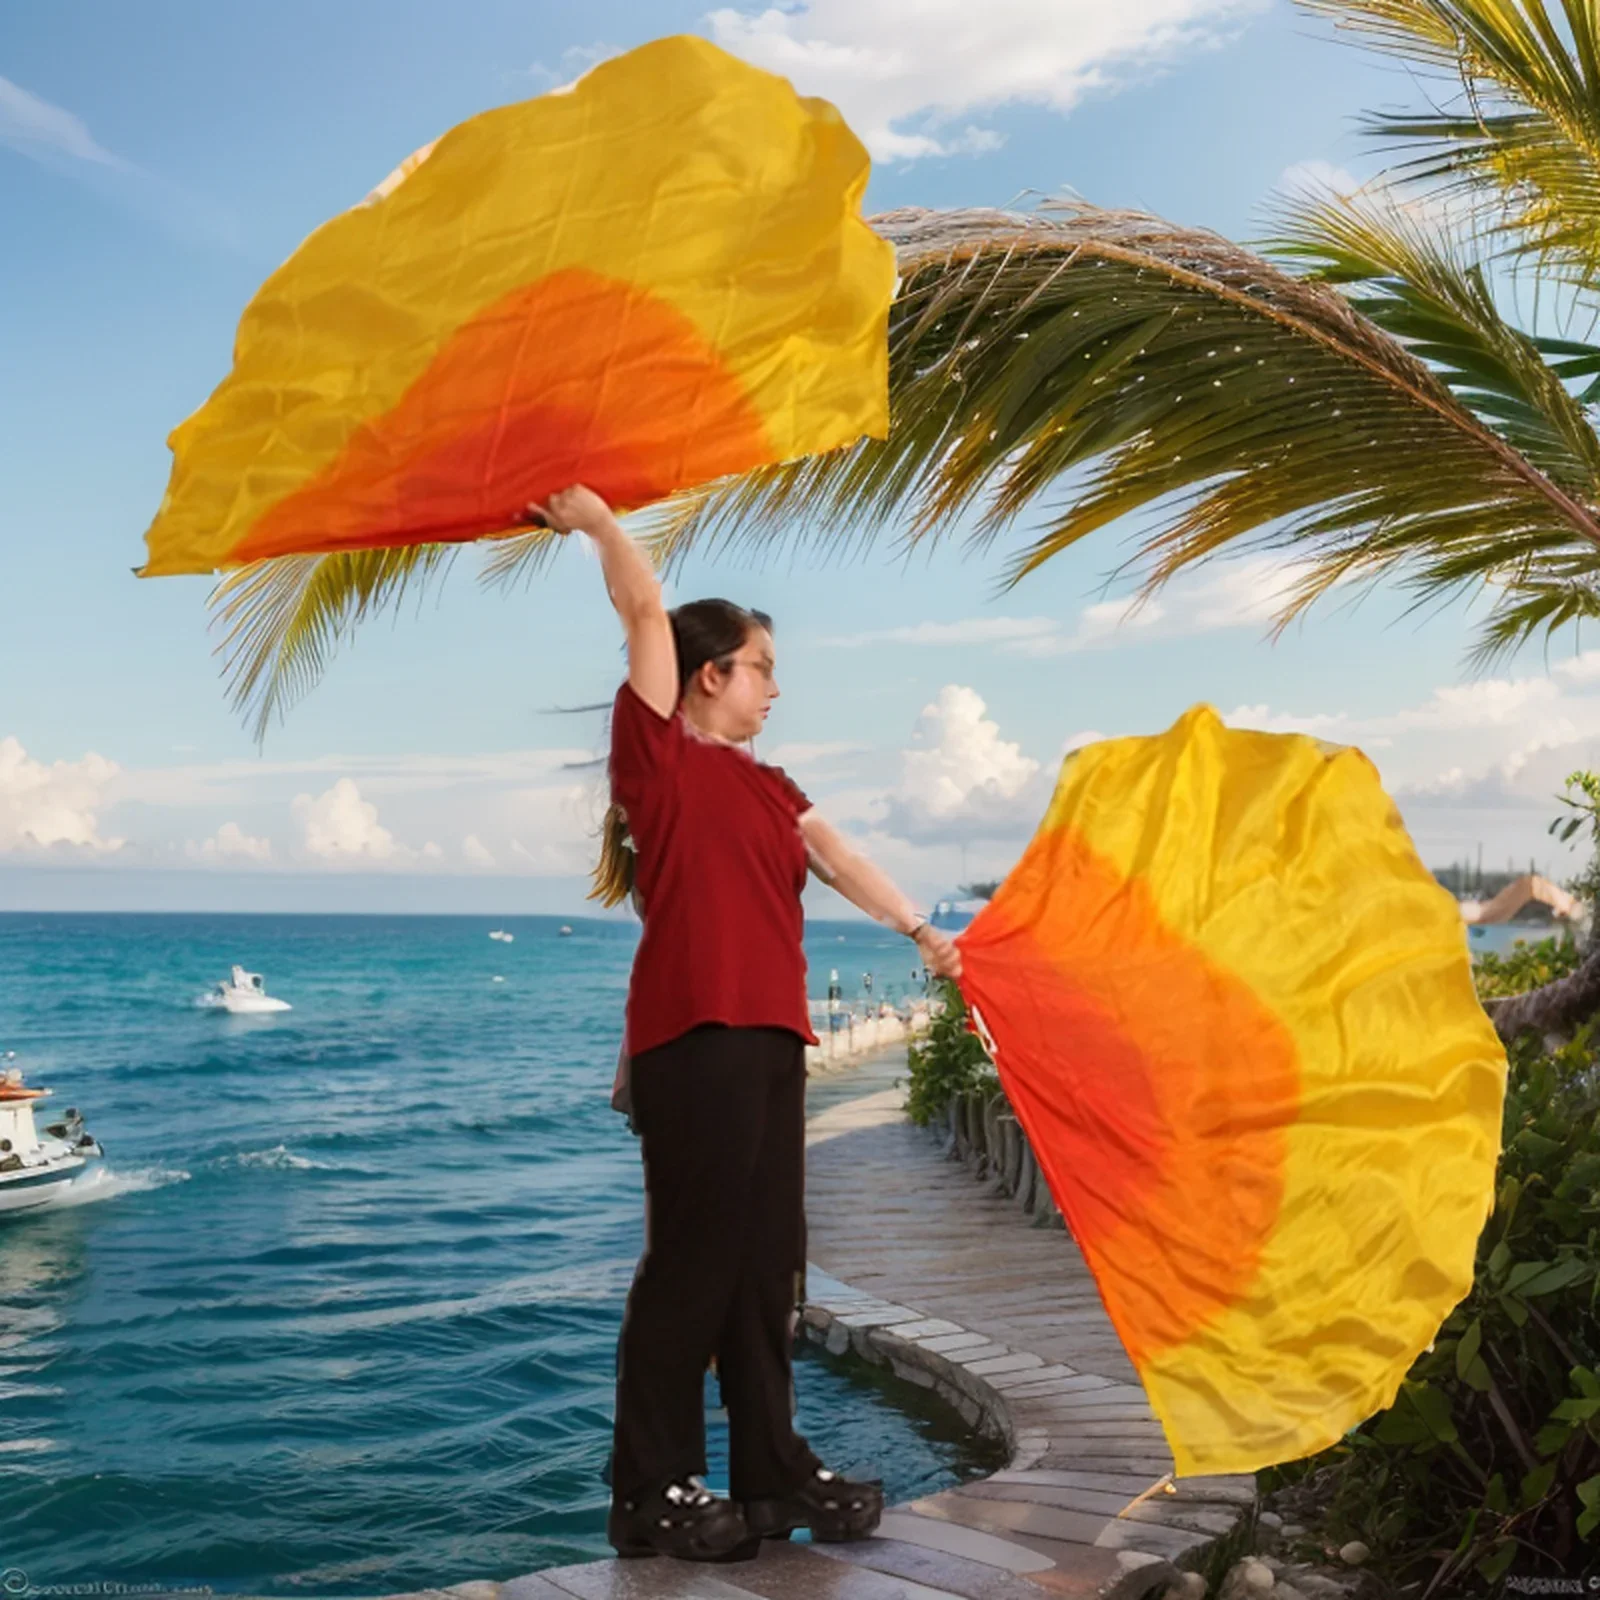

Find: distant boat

[1,1055,104,1215]
[489,930,515,943]
[559,925,573,937]
[930,897,983,932]
[204,966,291,1014]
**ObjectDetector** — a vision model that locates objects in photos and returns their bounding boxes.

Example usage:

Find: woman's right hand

[524,484,617,537]
[915,924,963,981]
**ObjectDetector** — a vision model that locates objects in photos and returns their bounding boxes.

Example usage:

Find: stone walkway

[392,1049,1256,1600]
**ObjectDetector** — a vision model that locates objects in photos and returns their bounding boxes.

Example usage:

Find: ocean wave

[107,1052,263,1080]
[212,1144,326,1172]
[52,1165,191,1208]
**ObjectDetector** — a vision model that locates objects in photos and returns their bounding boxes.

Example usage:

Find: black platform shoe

[743,1464,885,1543]
[606,1474,759,1563]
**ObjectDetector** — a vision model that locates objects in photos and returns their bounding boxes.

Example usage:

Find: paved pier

[391,1050,1255,1600]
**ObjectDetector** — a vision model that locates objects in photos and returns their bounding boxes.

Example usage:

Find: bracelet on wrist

[906,915,931,940]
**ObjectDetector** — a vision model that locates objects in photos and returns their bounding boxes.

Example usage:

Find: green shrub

[1260,1024,1600,1592]
[1473,935,1582,1001]
[904,979,997,1126]
[1549,769,1600,919]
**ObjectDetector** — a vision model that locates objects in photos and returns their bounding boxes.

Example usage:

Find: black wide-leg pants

[610,1023,822,1506]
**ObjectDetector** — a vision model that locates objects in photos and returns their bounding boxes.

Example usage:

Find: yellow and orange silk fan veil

[139,35,894,576]
[957,706,1507,1477]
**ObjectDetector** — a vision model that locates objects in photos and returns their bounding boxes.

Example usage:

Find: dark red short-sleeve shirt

[610,680,820,1058]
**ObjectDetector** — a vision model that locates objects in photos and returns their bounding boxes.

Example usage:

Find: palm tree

[213,1,1600,1036]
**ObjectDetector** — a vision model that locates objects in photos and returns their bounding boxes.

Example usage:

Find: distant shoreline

[0,906,892,926]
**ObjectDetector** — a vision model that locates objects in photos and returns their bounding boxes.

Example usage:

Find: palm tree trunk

[1484,943,1600,1044]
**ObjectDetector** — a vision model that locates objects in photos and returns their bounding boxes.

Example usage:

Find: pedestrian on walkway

[527,484,964,1564]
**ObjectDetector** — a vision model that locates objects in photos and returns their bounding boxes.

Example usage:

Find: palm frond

[211,544,458,742]
[1265,183,1600,487]
[1299,0,1600,287]
[477,525,566,591]
[1534,329,1600,401]
[648,201,1600,653]
[1464,568,1600,666]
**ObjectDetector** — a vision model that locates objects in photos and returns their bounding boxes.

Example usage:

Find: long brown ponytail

[589,600,773,908]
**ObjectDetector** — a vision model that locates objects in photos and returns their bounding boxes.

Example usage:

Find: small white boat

[206,965,291,1014]
[488,929,515,943]
[0,1055,104,1215]
[558,925,573,937]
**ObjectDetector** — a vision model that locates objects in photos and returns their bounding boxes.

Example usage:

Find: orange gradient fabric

[957,706,1507,1477]
[140,36,894,577]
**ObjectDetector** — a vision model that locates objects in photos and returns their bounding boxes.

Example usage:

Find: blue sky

[4,0,1596,914]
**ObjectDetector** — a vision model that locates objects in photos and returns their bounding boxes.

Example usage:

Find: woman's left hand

[914,924,963,981]
[523,483,617,537]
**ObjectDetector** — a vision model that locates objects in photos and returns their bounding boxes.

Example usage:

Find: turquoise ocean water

[0,913,989,1596]
[1464,920,1575,957]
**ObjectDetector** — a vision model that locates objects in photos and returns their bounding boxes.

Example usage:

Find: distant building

[1455,874,1582,927]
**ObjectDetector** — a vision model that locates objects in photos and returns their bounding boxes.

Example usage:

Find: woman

[530,484,964,1565]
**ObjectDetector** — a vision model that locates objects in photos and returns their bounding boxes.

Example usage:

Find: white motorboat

[0,1055,103,1215]
[558,925,573,937]
[488,929,515,943]
[205,965,292,1014]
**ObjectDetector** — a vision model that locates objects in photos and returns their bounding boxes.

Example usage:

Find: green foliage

[904,980,997,1127]
[211,543,464,741]
[1473,935,1583,1000]
[209,528,562,740]
[1298,0,1600,295]
[1260,1026,1600,1592]
[1549,768,1600,916]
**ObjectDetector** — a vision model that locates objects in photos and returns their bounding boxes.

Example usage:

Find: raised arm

[530,484,677,716]
[798,810,963,980]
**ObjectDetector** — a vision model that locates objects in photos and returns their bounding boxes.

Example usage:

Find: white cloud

[0,76,123,168]
[502,782,597,875]
[1053,594,1169,650]
[821,617,1059,648]
[0,736,123,854]
[1552,649,1600,686]
[794,690,1096,904]
[116,747,593,810]
[1018,556,1320,655]
[1,738,608,881]
[760,740,872,779]
[1277,158,1365,201]
[511,834,589,874]
[821,558,1320,660]
[186,822,272,864]
[881,684,1047,844]
[0,78,239,251]
[1276,157,1486,239]
[291,779,401,862]
[524,42,626,92]
[1221,657,1600,876]
[1224,702,1361,741]
[1228,672,1572,745]
[708,0,1266,162]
